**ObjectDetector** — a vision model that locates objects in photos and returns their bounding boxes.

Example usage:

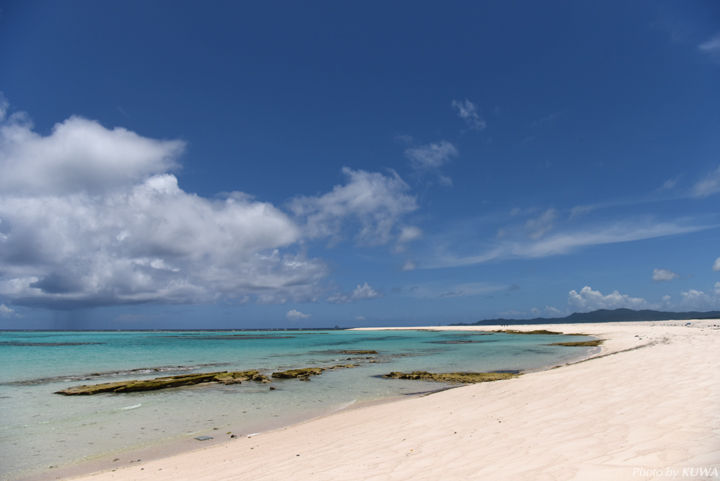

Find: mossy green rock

[55,370,269,395]
[55,381,131,395]
[383,371,520,384]
[251,372,272,383]
[214,371,271,385]
[494,329,590,336]
[113,372,220,392]
[271,367,325,379]
[328,364,357,370]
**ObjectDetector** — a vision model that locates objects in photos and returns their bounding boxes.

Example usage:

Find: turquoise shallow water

[0,329,596,479]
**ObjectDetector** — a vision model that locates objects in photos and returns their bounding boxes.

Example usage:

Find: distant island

[452,308,720,326]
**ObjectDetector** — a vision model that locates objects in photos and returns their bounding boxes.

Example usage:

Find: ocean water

[0,329,596,479]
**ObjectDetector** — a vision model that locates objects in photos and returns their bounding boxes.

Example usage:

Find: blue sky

[0,1,719,329]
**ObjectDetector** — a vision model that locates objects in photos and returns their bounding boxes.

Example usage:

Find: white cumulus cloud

[531,306,565,317]
[652,268,679,282]
[678,283,720,311]
[352,282,382,300]
[567,286,648,312]
[404,141,458,186]
[713,258,720,272]
[289,168,418,246]
[405,141,458,171]
[0,303,21,318]
[0,115,183,196]
[0,101,419,310]
[544,306,565,317]
[327,282,383,304]
[451,99,486,131]
[0,170,325,307]
[398,226,422,243]
[286,309,310,320]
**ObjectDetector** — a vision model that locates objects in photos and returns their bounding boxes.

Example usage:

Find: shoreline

[23,320,720,480]
[17,382,462,481]
[8,327,591,481]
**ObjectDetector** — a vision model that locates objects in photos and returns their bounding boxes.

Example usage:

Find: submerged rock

[494,329,590,336]
[213,371,270,385]
[383,371,520,384]
[55,380,132,395]
[340,350,378,355]
[271,367,325,380]
[328,364,357,370]
[55,370,270,395]
[57,363,357,395]
[112,373,220,393]
[549,340,604,347]
[252,373,272,383]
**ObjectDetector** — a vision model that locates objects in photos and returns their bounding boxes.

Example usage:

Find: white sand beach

[66,320,719,481]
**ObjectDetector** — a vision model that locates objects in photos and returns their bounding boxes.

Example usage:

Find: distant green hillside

[453,308,720,326]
